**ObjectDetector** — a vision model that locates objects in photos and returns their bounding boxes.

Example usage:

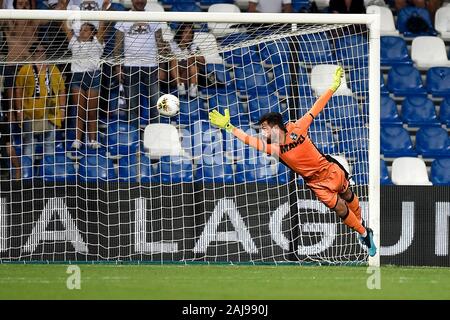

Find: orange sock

[343,207,366,235]
[347,193,362,223]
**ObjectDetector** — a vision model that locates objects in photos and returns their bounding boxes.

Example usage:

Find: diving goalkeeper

[209,66,376,257]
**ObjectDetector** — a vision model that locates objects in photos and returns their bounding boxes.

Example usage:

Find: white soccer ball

[157,94,180,117]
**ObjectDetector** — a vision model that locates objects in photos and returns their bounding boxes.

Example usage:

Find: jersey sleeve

[232,127,273,155]
[308,88,334,119]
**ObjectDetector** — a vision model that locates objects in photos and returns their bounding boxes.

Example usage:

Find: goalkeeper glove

[209,109,234,133]
[330,66,344,92]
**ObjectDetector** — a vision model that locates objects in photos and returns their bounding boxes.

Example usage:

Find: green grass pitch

[0,264,449,300]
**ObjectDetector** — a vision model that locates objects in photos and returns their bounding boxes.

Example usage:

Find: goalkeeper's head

[258,112,287,144]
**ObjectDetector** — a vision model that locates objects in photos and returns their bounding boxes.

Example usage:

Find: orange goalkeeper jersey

[233,89,335,181]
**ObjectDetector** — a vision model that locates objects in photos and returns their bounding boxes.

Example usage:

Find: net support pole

[368,14,381,268]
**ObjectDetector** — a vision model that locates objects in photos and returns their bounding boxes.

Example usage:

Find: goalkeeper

[209,66,376,257]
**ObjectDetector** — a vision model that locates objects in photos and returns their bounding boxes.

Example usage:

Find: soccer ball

[157,94,180,117]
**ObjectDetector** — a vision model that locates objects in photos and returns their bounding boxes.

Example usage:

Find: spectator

[14,42,66,157]
[0,0,36,9]
[329,0,366,13]
[114,0,168,126]
[61,0,106,150]
[169,23,205,98]
[248,0,293,13]
[394,0,443,23]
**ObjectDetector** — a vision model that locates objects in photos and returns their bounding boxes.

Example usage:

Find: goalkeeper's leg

[339,188,362,224]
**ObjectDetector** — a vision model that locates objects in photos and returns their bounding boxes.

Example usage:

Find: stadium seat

[325,95,362,128]
[411,37,450,70]
[259,39,291,66]
[192,32,224,65]
[401,96,440,127]
[208,92,248,125]
[222,45,261,66]
[139,154,156,183]
[380,73,389,95]
[334,35,368,67]
[310,64,353,96]
[205,64,233,87]
[366,5,399,36]
[143,123,186,158]
[207,3,242,37]
[195,162,234,183]
[380,126,417,157]
[155,156,194,183]
[19,155,34,181]
[440,97,450,126]
[106,123,139,158]
[308,122,337,154]
[426,67,450,97]
[234,62,273,95]
[348,67,368,97]
[39,154,76,182]
[78,154,117,182]
[178,97,208,125]
[380,159,392,185]
[117,154,139,182]
[380,36,413,66]
[223,125,259,161]
[338,127,369,160]
[247,94,284,124]
[431,158,450,185]
[391,157,432,185]
[387,65,427,96]
[170,2,201,12]
[292,0,311,12]
[272,62,294,97]
[380,95,402,126]
[415,127,450,158]
[235,161,278,183]
[200,0,234,5]
[351,161,368,185]
[160,0,195,5]
[297,32,334,64]
[397,7,437,37]
[190,120,225,164]
[435,6,450,40]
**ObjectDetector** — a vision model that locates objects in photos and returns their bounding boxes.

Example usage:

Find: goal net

[0,9,379,265]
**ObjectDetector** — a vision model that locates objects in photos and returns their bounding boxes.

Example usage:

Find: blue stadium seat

[380,73,389,95]
[118,154,139,182]
[247,94,285,124]
[308,122,337,154]
[161,0,195,5]
[397,7,437,37]
[387,65,427,96]
[292,0,311,12]
[381,126,417,157]
[223,45,260,66]
[348,67,369,95]
[272,62,293,96]
[200,0,234,5]
[208,91,248,125]
[235,162,275,183]
[189,120,225,164]
[178,97,208,125]
[334,35,368,67]
[78,154,117,182]
[431,158,450,185]
[297,66,314,97]
[298,32,334,64]
[205,64,233,88]
[380,36,413,66]
[155,156,193,183]
[234,62,273,95]
[440,97,450,126]
[170,2,201,12]
[195,162,234,183]
[259,39,291,66]
[325,95,362,128]
[139,154,155,183]
[351,162,368,185]
[415,127,450,158]
[380,95,402,126]
[381,159,392,185]
[39,154,76,182]
[401,96,440,127]
[216,32,251,47]
[107,123,140,157]
[223,125,259,161]
[338,127,369,160]
[426,67,450,97]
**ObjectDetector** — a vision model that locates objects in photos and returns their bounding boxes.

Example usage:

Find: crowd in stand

[0,0,448,181]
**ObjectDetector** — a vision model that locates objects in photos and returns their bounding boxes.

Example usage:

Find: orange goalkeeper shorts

[306,162,350,209]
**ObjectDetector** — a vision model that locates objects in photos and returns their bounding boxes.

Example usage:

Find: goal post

[0,9,380,266]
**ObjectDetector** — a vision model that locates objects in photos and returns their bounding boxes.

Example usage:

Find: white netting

[0,10,372,264]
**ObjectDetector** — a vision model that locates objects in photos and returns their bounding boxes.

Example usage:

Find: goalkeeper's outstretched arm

[208,109,271,154]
